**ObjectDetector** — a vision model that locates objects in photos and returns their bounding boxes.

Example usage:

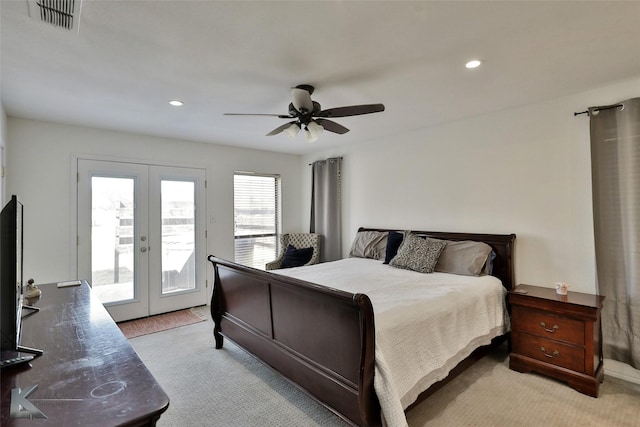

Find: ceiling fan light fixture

[284,122,301,139]
[305,121,324,143]
[305,129,318,143]
[291,87,314,113]
[224,84,384,141]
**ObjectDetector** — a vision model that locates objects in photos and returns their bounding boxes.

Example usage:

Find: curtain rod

[574,104,623,116]
[308,156,343,166]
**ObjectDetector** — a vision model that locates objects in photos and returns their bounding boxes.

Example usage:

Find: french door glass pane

[91,177,135,303]
[161,180,196,294]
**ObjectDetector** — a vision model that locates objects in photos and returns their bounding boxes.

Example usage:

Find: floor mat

[117,308,207,339]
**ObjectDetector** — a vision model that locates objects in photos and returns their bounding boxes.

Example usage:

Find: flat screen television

[1,195,42,363]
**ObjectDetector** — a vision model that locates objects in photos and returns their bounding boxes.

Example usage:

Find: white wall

[0,105,6,202]
[0,107,5,146]
[304,76,640,296]
[6,118,304,285]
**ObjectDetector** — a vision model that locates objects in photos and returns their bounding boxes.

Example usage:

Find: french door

[77,159,207,322]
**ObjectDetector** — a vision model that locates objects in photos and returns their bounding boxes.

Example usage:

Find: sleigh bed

[207,228,516,426]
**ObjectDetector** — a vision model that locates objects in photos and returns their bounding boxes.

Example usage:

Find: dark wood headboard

[357,227,517,290]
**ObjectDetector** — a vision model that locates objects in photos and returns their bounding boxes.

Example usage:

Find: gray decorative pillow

[389,234,447,273]
[429,238,493,276]
[349,231,387,259]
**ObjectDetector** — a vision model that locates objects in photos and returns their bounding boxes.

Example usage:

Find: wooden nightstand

[508,284,605,397]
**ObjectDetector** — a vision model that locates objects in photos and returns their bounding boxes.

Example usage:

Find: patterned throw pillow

[389,234,447,273]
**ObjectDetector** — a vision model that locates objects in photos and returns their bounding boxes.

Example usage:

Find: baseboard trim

[604,358,640,384]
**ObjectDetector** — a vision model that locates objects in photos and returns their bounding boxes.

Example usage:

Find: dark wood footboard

[207,255,380,426]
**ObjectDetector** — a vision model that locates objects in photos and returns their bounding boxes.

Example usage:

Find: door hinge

[205,180,207,189]
[206,279,208,288]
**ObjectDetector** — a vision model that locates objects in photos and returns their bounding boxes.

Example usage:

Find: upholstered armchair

[265,233,321,270]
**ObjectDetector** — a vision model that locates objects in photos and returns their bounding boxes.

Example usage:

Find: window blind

[233,173,280,269]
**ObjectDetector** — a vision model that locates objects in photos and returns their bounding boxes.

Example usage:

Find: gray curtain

[310,157,342,262]
[590,97,640,368]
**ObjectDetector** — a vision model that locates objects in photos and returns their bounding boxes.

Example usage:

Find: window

[233,173,280,269]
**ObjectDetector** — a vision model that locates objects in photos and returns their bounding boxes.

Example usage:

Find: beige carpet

[130,308,640,426]
[117,307,207,338]
[406,348,640,426]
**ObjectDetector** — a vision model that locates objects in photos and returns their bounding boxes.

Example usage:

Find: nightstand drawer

[512,307,584,345]
[512,332,585,373]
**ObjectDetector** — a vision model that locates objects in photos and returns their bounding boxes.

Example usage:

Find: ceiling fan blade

[224,113,293,118]
[317,103,385,118]
[291,87,314,113]
[315,119,350,135]
[266,121,298,136]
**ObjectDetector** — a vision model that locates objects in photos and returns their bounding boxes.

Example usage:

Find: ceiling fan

[224,84,385,142]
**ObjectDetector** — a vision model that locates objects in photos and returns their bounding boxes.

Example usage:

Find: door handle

[140,247,147,253]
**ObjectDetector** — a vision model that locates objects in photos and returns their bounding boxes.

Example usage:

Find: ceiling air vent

[28,0,83,32]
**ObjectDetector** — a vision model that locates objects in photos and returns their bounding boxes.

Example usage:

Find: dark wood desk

[1,281,169,426]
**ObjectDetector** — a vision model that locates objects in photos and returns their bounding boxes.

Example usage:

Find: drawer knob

[540,322,559,333]
[540,346,559,358]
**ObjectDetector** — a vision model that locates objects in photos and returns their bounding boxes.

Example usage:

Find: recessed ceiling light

[465,60,482,69]
[169,100,184,107]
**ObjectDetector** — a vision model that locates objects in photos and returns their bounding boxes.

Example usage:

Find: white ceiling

[2,1,640,155]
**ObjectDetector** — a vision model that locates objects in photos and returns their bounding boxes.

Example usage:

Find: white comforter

[275,257,509,427]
